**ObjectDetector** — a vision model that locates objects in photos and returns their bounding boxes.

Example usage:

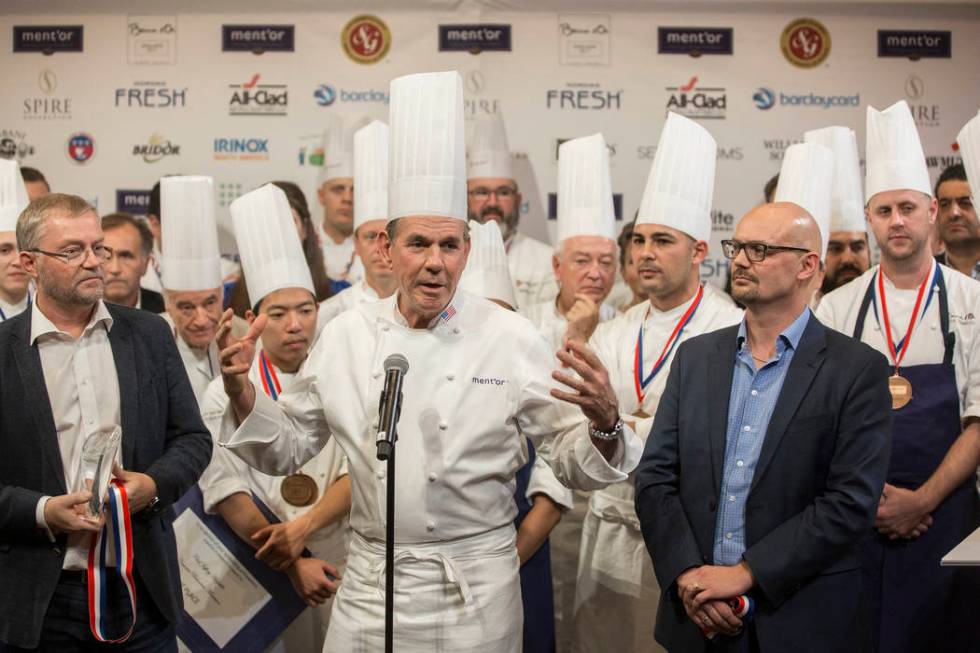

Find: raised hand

[216,308,266,398]
[551,339,620,430]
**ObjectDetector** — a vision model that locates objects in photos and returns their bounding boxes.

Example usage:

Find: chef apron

[513,437,557,653]
[854,270,980,653]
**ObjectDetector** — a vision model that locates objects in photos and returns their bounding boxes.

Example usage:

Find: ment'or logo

[780,18,830,68]
[341,15,391,64]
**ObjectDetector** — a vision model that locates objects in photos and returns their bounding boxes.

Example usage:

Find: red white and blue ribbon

[633,284,704,404]
[258,350,281,400]
[87,478,137,643]
[871,263,940,368]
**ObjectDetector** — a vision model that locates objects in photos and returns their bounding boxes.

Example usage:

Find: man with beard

[574,113,742,653]
[0,160,31,322]
[523,133,619,350]
[318,121,397,328]
[933,163,979,280]
[467,112,556,310]
[816,101,980,653]
[805,127,872,302]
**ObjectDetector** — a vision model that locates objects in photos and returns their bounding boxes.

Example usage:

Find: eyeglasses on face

[29,244,113,264]
[468,186,517,201]
[721,239,811,262]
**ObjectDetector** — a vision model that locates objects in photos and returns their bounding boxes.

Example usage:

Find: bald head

[740,202,822,254]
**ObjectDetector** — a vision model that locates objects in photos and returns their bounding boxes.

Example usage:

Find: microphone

[376,354,409,461]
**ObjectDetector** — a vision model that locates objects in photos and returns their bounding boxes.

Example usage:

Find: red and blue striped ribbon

[258,350,281,401]
[87,479,137,643]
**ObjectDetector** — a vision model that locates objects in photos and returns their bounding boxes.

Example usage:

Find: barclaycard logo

[753,87,859,110]
[753,87,775,110]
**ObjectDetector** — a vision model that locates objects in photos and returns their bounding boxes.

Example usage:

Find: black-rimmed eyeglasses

[721,239,811,263]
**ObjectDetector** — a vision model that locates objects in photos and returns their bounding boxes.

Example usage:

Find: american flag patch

[440,304,457,322]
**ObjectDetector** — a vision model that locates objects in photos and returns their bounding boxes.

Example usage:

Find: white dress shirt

[32,300,121,570]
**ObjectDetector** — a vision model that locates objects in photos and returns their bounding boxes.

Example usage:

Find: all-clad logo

[222,24,294,52]
[115,81,187,108]
[546,82,622,110]
[13,25,84,53]
[548,193,623,220]
[658,27,733,55]
[878,30,951,59]
[213,138,269,161]
[438,24,512,53]
[116,189,151,215]
[666,76,726,120]
[753,87,859,110]
[228,74,287,116]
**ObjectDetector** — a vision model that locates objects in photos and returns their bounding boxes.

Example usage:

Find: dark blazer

[0,303,211,648]
[140,287,166,314]
[635,315,892,653]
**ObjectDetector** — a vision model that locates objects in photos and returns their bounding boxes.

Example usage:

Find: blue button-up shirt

[713,307,810,566]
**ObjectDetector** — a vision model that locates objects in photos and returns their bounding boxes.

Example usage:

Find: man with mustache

[523,133,619,350]
[467,112,557,310]
[933,163,979,280]
[0,160,31,322]
[196,184,351,651]
[575,114,742,653]
[318,121,397,328]
[816,101,980,653]
[214,71,641,652]
[637,201,892,652]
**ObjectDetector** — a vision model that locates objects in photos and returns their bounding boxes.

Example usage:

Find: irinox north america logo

[222,24,294,52]
[666,76,726,120]
[228,74,287,116]
[438,24,512,53]
[878,30,951,59]
[341,15,391,64]
[658,27,733,55]
[314,83,388,107]
[132,133,180,163]
[780,18,830,68]
[546,82,622,110]
[66,132,95,164]
[213,138,269,161]
[13,25,83,53]
[24,69,72,120]
[753,87,858,110]
[115,81,186,108]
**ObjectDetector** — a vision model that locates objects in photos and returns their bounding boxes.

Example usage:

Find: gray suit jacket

[0,303,212,648]
[635,315,892,653]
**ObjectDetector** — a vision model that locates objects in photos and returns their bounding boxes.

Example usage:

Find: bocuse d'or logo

[341,15,390,64]
[780,18,830,68]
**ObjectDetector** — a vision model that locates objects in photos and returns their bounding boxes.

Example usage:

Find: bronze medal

[280,473,318,507]
[888,374,912,410]
[632,409,651,419]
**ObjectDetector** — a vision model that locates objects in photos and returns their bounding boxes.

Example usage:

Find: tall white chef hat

[0,159,30,233]
[160,176,222,291]
[804,126,866,233]
[231,183,314,308]
[354,120,389,231]
[467,111,513,180]
[956,112,980,201]
[636,112,715,243]
[388,71,467,222]
[318,114,368,187]
[775,143,834,258]
[459,220,517,309]
[865,100,931,202]
[557,133,616,243]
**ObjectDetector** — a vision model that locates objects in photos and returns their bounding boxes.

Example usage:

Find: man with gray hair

[0,193,211,650]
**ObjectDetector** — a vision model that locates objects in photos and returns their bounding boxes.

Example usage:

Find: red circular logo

[66,132,95,164]
[780,18,831,68]
[342,15,390,64]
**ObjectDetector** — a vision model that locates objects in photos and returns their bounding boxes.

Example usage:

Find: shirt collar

[31,299,113,345]
[388,289,466,334]
[736,306,810,352]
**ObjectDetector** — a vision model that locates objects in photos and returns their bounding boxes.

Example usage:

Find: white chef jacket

[140,244,163,293]
[815,262,980,420]
[507,232,557,311]
[316,224,358,282]
[522,297,618,352]
[161,313,219,406]
[220,290,641,544]
[316,279,380,332]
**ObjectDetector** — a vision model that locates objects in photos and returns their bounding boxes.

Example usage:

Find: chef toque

[0,159,30,233]
[459,220,517,309]
[805,126,866,233]
[556,133,616,243]
[354,120,389,231]
[467,111,513,180]
[775,143,834,258]
[865,100,931,202]
[161,176,222,291]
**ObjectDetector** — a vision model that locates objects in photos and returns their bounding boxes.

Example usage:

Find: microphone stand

[377,383,402,653]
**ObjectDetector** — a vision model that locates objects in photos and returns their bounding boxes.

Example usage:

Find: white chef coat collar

[379,287,468,335]
[31,299,113,344]
[878,259,939,292]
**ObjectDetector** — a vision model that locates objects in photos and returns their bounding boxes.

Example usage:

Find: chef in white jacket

[523,133,619,350]
[318,120,397,330]
[467,111,557,310]
[214,70,641,653]
[0,159,31,322]
[194,183,351,652]
[574,112,743,652]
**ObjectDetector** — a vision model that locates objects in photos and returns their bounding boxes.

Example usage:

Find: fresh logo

[66,132,95,164]
[228,74,287,116]
[546,82,622,110]
[115,81,187,108]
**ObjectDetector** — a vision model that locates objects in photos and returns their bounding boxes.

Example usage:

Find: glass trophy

[75,426,122,520]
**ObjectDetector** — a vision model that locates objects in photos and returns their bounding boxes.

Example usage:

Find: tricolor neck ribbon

[87,479,136,643]
[633,284,704,404]
[873,263,940,370]
[258,350,281,401]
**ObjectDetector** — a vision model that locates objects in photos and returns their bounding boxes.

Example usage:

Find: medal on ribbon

[633,285,704,405]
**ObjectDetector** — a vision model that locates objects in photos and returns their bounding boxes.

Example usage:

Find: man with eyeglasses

[932,164,979,280]
[0,160,32,322]
[523,134,619,351]
[636,201,892,652]
[101,213,165,313]
[0,193,211,650]
[816,102,980,653]
[467,112,557,310]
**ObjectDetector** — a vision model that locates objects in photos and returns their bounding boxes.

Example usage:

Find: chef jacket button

[426,521,435,531]
[446,373,455,381]
[930,323,937,330]
[452,327,460,335]
[439,421,448,431]
[376,469,385,479]
[373,372,381,379]
[372,420,379,429]
[382,326,390,332]
[428,472,437,482]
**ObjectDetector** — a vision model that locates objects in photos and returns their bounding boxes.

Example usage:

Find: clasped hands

[676,562,754,638]
[875,483,934,540]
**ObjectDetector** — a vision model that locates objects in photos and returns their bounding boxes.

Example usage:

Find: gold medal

[888,374,912,410]
[280,473,318,507]
[632,409,651,419]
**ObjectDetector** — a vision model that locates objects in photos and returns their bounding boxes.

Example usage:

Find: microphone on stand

[376,354,409,461]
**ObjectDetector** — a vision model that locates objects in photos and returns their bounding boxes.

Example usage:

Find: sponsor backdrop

[2,5,979,286]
